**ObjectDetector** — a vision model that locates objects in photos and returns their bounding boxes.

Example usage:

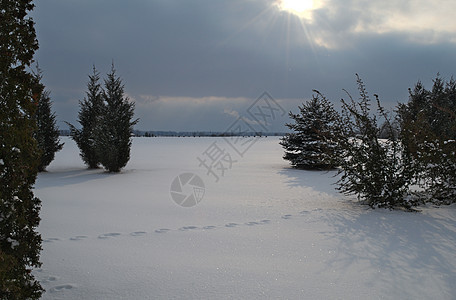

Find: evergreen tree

[398,76,456,204]
[95,64,138,172]
[0,0,44,298]
[335,75,414,209]
[397,81,432,185]
[33,67,63,171]
[67,66,104,168]
[280,91,340,169]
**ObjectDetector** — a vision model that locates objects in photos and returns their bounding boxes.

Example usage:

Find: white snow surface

[34,137,456,299]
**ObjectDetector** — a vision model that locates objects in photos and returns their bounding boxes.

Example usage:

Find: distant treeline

[59,130,287,137]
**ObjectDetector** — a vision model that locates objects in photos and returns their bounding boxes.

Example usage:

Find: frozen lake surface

[34,137,456,299]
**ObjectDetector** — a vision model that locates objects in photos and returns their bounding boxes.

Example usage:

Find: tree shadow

[317,207,456,298]
[278,167,340,196]
[35,168,116,189]
[278,166,456,297]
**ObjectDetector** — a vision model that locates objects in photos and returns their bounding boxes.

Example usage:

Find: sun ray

[214,5,278,48]
[271,0,326,74]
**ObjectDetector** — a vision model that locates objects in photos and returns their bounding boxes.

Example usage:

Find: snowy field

[34,137,456,299]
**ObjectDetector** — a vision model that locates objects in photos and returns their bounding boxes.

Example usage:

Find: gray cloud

[32,0,456,131]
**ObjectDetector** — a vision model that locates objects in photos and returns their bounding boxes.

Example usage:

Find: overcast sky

[32,0,456,132]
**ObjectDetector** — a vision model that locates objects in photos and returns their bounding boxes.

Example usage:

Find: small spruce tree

[67,66,104,168]
[280,91,340,170]
[95,64,138,172]
[33,67,63,171]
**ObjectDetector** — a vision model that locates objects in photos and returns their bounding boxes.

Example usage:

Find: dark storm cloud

[32,0,456,131]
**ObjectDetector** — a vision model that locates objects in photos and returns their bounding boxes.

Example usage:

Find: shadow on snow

[35,168,117,189]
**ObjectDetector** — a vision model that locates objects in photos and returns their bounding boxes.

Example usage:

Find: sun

[279,0,314,13]
[278,0,315,17]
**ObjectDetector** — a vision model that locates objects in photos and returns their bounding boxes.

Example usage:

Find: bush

[335,75,415,209]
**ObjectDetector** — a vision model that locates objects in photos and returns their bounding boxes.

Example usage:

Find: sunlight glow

[279,0,314,17]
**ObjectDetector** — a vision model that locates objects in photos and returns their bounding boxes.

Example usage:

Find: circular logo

[170,173,205,207]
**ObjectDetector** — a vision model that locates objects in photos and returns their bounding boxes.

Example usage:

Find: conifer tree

[95,64,138,172]
[280,91,340,170]
[68,66,104,168]
[0,0,44,298]
[33,68,63,171]
[398,76,456,204]
[335,75,414,209]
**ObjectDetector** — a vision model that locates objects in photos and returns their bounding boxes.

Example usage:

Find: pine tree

[67,66,104,168]
[280,91,340,170]
[33,67,63,171]
[95,64,138,172]
[0,0,44,298]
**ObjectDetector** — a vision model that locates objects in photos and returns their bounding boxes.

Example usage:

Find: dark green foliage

[68,66,104,169]
[417,139,456,204]
[378,119,399,139]
[398,76,456,204]
[95,64,138,172]
[33,68,63,171]
[0,0,43,298]
[280,91,340,170]
[335,75,414,209]
[68,65,138,172]
[286,75,456,208]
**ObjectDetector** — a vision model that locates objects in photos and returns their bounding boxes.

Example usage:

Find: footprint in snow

[43,238,60,243]
[69,235,88,241]
[246,220,271,226]
[98,233,121,239]
[155,228,170,234]
[50,284,75,293]
[281,214,292,219]
[41,275,58,283]
[179,226,198,231]
[130,231,147,237]
[225,223,239,228]
[203,225,217,230]
[245,221,260,226]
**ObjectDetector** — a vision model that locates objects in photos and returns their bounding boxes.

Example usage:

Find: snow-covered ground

[34,137,456,299]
